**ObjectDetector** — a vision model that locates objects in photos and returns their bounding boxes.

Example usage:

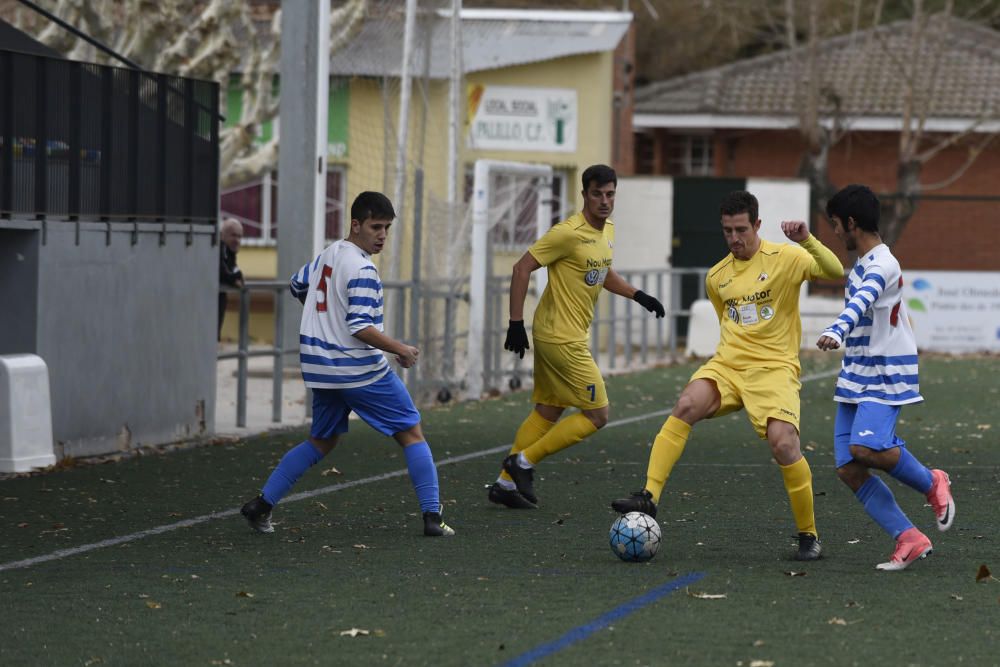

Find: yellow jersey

[706,237,842,373]
[529,212,614,344]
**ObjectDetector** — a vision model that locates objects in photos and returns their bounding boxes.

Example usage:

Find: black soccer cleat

[794,532,823,561]
[241,495,274,534]
[501,454,538,504]
[423,511,456,537]
[487,482,537,509]
[611,489,658,518]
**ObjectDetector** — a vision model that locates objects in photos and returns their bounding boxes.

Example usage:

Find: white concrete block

[0,354,56,473]
[685,300,721,357]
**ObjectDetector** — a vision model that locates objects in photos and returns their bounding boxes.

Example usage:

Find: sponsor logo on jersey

[724,289,772,308]
[757,272,768,281]
[760,305,774,320]
[727,304,740,323]
[581,238,596,244]
[858,429,874,437]
[585,267,609,286]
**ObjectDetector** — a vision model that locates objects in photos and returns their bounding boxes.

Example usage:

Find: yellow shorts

[691,358,801,439]
[531,338,608,410]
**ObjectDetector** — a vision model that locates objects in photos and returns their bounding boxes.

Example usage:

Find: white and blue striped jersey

[822,244,922,405]
[290,239,389,389]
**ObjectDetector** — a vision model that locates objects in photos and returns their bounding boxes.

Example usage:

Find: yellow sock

[645,416,691,502]
[780,456,818,537]
[499,410,555,482]
[521,412,598,466]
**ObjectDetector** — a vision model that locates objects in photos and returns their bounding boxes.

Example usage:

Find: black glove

[504,320,530,359]
[633,290,665,318]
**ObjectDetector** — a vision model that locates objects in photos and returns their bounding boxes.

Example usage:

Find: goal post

[466,159,553,400]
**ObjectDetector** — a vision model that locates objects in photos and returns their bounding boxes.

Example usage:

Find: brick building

[631,16,1000,272]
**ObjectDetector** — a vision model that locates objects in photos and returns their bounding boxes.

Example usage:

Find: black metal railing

[0,48,219,222]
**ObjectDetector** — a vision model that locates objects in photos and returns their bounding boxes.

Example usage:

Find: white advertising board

[902,271,1000,352]
[467,85,577,152]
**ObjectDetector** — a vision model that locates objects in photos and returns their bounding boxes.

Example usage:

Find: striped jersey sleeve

[345,267,384,334]
[825,244,921,405]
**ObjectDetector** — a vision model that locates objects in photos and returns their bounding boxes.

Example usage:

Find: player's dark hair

[719,190,758,223]
[581,164,617,190]
[826,184,880,233]
[351,191,396,222]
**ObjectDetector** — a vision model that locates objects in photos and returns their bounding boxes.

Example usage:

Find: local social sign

[467,85,577,152]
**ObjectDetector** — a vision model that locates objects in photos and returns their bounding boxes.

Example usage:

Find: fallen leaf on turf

[209,660,233,666]
[17,522,28,528]
[750,661,775,667]
[752,639,765,647]
[321,466,342,476]
[951,594,963,601]
[827,617,847,625]
[145,601,161,609]
[339,628,370,637]
[847,539,860,544]
[686,588,726,600]
[236,591,254,598]
[138,594,150,599]
[783,571,807,577]
[976,564,998,583]
[353,544,369,550]
[313,501,328,511]
[976,424,991,430]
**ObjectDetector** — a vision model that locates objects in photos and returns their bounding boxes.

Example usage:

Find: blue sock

[404,442,441,514]
[856,476,913,539]
[888,447,933,494]
[261,441,324,506]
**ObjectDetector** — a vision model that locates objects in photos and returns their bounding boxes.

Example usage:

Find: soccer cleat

[487,482,537,509]
[241,495,274,534]
[794,532,822,561]
[926,469,955,532]
[611,489,658,518]
[423,511,456,537]
[876,527,933,571]
[501,455,538,504]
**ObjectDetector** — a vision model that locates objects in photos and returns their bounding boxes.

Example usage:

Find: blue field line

[0,369,841,573]
[498,571,706,667]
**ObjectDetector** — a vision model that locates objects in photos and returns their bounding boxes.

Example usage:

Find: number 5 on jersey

[316,265,333,312]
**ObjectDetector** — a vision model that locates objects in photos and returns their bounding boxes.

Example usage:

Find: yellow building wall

[230,49,619,343]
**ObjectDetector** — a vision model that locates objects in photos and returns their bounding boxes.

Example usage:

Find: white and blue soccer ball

[609,511,661,562]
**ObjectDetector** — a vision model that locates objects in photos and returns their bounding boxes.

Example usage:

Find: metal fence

[220,269,709,427]
[0,48,219,222]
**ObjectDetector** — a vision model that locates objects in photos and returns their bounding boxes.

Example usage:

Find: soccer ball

[609,512,661,562]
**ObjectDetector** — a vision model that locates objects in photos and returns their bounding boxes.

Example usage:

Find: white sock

[517,452,534,469]
[496,477,516,490]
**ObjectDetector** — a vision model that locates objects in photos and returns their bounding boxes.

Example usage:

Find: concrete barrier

[0,354,56,473]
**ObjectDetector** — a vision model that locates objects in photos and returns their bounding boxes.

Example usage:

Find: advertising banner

[467,85,577,152]
[903,271,1000,352]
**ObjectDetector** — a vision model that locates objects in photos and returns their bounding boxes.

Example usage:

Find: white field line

[0,368,840,573]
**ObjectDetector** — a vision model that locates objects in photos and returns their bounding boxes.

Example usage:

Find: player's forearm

[800,235,844,280]
[602,269,635,298]
[353,326,407,356]
[509,265,532,321]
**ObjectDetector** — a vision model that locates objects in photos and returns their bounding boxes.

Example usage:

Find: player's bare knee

[394,423,425,447]
[837,463,868,492]
[585,408,609,429]
[672,393,704,423]
[848,444,877,466]
[309,436,338,456]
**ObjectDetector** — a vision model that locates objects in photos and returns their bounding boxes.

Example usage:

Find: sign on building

[467,85,577,152]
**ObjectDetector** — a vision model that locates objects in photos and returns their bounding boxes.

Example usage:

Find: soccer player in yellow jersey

[488,164,665,510]
[612,190,844,560]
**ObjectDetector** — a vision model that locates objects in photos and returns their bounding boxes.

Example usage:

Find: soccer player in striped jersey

[489,164,665,510]
[817,184,953,571]
[240,191,455,538]
[612,190,844,561]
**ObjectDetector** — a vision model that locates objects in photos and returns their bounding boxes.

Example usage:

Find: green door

[671,177,746,336]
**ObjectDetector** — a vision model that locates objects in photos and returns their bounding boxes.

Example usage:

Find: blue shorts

[310,370,420,439]
[833,402,906,468]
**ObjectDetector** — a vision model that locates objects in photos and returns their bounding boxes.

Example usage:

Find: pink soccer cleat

[876,527,933,571]
[926,469,955,531]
